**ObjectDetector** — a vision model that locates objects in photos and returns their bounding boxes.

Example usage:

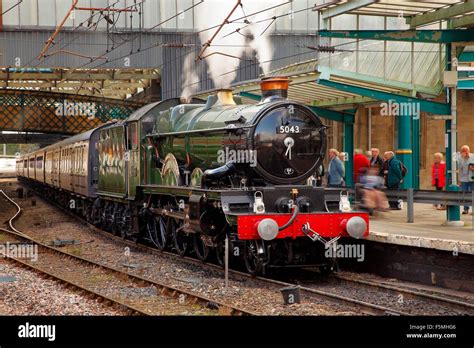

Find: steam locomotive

[16,77,369,275]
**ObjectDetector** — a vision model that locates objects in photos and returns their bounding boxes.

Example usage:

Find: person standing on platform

[431,152,446,210]
[456,145,474,215]
[338,152,346,168]
[383,151,403,209]
[370,148,384,175]
[354,148,370,184]
[383,151,403,189]
[338,153,346,187]
[327,148,345,188]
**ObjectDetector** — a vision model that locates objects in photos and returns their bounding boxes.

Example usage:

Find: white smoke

[181,52,200,102]
[242,1,285,75]
[181,0,288,98]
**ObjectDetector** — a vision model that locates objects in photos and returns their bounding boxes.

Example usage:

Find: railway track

[84,211,474,316]
[6,185,411,316]
[330,273,474,315]
[0,189,255,316]
[6,181,474,316]
[63,204,474,316]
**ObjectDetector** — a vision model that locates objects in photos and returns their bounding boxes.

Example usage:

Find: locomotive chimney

[216,89,236,106]
[260,77,289,102]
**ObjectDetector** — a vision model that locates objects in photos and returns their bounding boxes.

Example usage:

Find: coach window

[68,148,71,173]
[36,156,43,170]
[78,147,82,174]
[72,148,76,173]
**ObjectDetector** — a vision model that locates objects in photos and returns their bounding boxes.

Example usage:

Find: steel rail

[0,193,147,315]
[332,273,474,315]
[0,188,255,316]
[0,249,148,316]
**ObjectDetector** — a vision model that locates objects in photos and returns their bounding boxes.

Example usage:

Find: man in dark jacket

[370,148,384,176]
[383,151,403,209]
[383,151,403,189]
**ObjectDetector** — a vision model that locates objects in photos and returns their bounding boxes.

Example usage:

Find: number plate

[277,125,300,134]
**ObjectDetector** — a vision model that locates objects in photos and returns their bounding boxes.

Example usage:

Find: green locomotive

[18,78,369,275]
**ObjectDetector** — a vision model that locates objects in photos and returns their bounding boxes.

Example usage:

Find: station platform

[368,203,474,255]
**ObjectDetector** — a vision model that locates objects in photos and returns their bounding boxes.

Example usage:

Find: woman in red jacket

[431,152,446,209]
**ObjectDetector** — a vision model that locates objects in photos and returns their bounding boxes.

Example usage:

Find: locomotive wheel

[103,203,115,232]
[244,240,264,276]
[92,206,102,226]
[147,215,169,251]
[120,207,132,240]
[193,233,209,262]
[169,218,188,257]
[85,205,93,224]
[112,205,124,237]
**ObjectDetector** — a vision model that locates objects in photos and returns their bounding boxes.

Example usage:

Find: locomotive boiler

[17,77,369,275]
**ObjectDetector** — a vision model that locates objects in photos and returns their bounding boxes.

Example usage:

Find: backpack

[399,161,408,178]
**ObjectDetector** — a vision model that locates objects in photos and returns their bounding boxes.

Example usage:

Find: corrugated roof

[0,68,160,100]
[324,0,466,18]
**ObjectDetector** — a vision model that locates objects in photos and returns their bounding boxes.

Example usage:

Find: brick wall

[346,90,474,189]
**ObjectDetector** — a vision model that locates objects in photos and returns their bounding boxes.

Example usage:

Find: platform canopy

[0,68,160,100]
[317,0,473,28]
[193,58,441,113]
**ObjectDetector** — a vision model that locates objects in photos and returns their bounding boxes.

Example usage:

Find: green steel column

[445,120,452,187]
[343,122,354,188]
[445,41,462,223]
[445,119,461,222]
[396,112,413,189]
[412,115,420,189]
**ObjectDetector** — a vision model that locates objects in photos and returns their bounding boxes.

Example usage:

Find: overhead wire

[8,1,375,99]
[10,0,122,85]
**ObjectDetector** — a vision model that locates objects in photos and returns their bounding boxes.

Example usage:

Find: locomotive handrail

[146,124,254,138]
